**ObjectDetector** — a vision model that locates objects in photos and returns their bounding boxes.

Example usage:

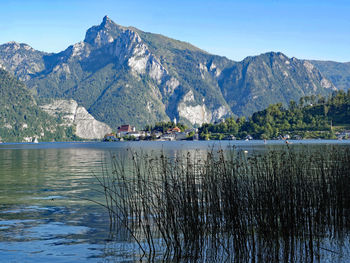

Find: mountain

[0,69,74,142]
[309,60,350,91]
[0,68,111,141]
[0,41,46,81]
[0,16,337,129]
[219,53,336,116]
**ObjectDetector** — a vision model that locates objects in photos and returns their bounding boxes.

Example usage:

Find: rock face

[176,90,229,125]
[0,16,338,128]
[309,60,350,91]
[40,99,112,139]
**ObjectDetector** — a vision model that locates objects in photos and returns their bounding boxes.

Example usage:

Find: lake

[0,140,350,262]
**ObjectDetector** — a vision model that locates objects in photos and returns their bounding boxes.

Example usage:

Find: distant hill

[0,16,337,129]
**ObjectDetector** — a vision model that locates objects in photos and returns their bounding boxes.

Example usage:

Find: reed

[95,145,350,262]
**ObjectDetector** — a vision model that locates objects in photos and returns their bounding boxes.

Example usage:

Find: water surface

[0,140,349,262]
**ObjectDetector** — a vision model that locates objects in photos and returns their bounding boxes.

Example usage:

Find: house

[336,130,350,140]
[127,131,143,138]
[103,133,118,141]
[117,124,136,137]
[167,127,181,133]
[152,131,163,138]
[175,132,187,140]
[160,133,176,141]
[118,124,135,133]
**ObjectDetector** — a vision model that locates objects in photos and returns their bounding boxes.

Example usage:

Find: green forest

[0,69,79,142]
[198,90,350,140]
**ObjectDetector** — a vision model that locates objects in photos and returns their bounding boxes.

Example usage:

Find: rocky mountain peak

[84,16,123,47]
[256,51,288,61]
[0,41,45,81]
[2,41,34,52]
[102,15,113,26]
[4,41,20,47]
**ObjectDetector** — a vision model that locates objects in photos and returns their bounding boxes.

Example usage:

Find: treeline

[199,90,350,140]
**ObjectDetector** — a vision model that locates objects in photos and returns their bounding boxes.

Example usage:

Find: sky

[1,0,349,62]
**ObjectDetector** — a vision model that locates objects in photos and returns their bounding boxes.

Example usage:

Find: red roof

[118,125,132,132]
[167,127,181,133]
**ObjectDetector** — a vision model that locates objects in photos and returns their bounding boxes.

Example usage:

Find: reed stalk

[95,145,350,262]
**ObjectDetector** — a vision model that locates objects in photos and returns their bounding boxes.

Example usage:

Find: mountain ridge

[0,16,341,129]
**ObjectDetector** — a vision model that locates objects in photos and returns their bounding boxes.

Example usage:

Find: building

[117,124,136,137]
[160,133,176,141]
[336,130,350,140]
[175,132,187,140]
[127,131,144,139]
[152,131,163,138]
[167,127,181,133]
[103,133,118,141]
[118,125,135,133]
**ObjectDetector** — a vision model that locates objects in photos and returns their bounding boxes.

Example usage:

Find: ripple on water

[0,205,58,214]
[25,222,89,239]
[30,195,66,200]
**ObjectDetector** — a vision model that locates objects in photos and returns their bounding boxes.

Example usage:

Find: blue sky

[1,0,349,62]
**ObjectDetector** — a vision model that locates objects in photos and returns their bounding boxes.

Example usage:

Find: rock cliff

[40,99,112,139]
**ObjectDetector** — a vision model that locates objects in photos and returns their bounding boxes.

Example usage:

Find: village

[103,123,350,142]
[103,124,200,141]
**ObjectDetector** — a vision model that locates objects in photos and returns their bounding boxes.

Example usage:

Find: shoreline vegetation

[103,90,350,142]
[93,145,350,262]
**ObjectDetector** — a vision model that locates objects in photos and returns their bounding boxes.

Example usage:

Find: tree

[289,100,297,111]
